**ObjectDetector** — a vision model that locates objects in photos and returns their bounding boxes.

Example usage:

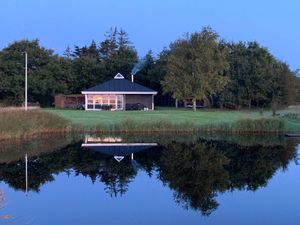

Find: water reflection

[82,136,157,162]
[0,135,298,215]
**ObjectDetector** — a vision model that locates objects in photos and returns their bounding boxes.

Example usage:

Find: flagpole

[25,51,28,111]
[25,154,28,195]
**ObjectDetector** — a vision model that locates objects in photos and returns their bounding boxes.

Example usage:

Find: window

[117,95,123,110]
[85,94,123,110]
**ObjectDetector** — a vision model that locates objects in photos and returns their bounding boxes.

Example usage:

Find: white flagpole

[25,51,28,111]
[25,154,28,195]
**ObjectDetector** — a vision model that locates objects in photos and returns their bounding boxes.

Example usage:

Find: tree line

[0,27,299,109]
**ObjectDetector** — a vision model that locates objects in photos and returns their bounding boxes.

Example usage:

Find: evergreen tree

[99,27,137,79]
[63,46,73,59]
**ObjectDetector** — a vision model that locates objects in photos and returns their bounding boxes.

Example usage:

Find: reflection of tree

[145,138,298,215]
[98,158,136,197]
[204,139,297,191]
[0,142,137,196]
[0,137,298,216]
[157,142,229,215]
[0,135,80,163]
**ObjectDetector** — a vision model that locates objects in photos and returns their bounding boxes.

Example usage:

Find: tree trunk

[210,96,214,108]
[258,100,263,115]
[259,107,264,116]
[192,99,196,112]
[271,97,277,116]
[175,98,178,109]
[248,99,252,111]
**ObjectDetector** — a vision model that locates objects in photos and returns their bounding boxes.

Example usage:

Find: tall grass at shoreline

[86,117,286,135]
[0,108,71,140]
[199,117,285,134]
[45,108,299,132]
[0,108,291,140]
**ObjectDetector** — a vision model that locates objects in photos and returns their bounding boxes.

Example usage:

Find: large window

[86,94,123,110]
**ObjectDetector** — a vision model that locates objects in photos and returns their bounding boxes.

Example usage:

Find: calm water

[0,134,299,225]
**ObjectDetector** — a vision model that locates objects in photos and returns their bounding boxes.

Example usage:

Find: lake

[0,134,299,225]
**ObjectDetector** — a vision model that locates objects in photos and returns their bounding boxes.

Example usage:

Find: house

[81,73,157,110]
[81,136,157,162]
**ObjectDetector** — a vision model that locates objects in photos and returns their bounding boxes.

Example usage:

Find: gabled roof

[82,73,157,94]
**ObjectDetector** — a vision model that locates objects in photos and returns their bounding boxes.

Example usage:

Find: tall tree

[219,42,249,109]
[71,41,105,92]
[268,61,297,115]
[99,27,137,79]
[244,42,273,110]
[162,27,229,111]
[218,41,297,111]
[0,39,72,106]
[135,49,173,106]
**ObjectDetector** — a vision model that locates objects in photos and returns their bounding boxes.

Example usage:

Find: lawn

[44,107,300,132]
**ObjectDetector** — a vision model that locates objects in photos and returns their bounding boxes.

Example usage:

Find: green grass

[43,107,300,133]
[1,107,298,140]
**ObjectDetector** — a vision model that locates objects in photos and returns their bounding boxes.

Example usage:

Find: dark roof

[83,145,153,156]
[83,73,156,93]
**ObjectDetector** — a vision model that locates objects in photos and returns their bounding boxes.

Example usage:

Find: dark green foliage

[0,28,137,106]
[0,135,297,215]
[219,42,298,110]
[158,142,229,215]
[134,50,173,105]
[162,27,229,111]
[99,27,138,80]
[71,55,105,93]
[0,40,78,106]
[0,27,298,108]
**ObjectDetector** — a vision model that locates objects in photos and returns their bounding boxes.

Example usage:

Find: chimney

[131,74,134,83]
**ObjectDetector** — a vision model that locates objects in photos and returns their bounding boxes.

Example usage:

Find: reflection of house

[81,73,157,111]
[84,136,123,143]
[81,137,157,162]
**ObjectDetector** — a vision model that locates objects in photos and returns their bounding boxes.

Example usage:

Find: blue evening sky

[0,0,299,70]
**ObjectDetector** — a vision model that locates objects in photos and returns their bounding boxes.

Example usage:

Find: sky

[0,0,299,70]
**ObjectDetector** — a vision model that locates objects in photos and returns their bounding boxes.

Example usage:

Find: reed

[199,118,285,134]
[88,117,286,134]
[0,108,288,139]
[0,108,72,140]
[88,118,197,133]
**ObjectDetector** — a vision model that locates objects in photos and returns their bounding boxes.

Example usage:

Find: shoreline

[0,108,299,141]
[0,126,292,142]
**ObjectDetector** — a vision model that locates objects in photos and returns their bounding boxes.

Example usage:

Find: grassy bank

[1,107,298,140]
[44,108,300,134]
[0,108,72,140]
